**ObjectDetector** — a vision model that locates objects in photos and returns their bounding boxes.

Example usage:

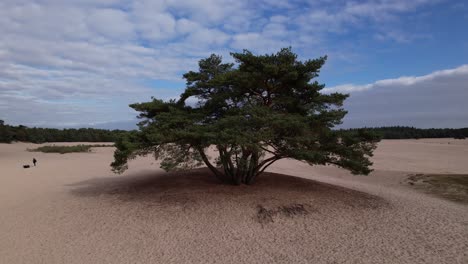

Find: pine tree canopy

[111,48,380,185]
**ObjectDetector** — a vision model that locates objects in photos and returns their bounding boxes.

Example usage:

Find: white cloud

[133,12,177,42]
[87,8,135,40]
[176,18,201,35]
[325,65,468,128]
[296,0,439,36]
[326,65,468,93]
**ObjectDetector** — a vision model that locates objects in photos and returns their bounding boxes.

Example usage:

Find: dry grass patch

[256,203,309,225]
[406,174,468,204]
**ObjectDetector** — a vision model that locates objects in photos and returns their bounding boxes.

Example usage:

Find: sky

[0,0,467,129]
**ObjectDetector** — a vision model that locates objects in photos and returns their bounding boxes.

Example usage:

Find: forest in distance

[341,126,467,140]
[0,120,466,144]
[0,120,127,143]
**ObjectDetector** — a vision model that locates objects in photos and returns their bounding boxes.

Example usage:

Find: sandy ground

[0,139,467,264]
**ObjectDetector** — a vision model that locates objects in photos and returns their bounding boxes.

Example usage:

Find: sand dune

[0,140,467,263]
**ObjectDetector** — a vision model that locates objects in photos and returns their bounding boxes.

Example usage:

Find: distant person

[33,158,37,167]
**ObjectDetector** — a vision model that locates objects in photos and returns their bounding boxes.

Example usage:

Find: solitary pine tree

[111,48,379,185]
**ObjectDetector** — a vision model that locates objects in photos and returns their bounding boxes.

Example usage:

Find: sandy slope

[0,140,467,264]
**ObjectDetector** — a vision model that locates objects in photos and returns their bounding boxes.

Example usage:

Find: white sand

[0,139,467,264]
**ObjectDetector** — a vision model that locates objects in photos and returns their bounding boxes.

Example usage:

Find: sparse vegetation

[256,204,309,225]
[28,144,113,154]
[406,174,468,204]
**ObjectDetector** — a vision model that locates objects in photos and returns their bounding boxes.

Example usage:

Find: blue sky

[0,0,467,129]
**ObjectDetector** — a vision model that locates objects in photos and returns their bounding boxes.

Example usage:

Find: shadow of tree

[67,168,389,213]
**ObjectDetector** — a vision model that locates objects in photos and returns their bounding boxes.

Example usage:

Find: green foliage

[112,48,380,185]
[0,120,127,143]
[0,120,14,143]
[28,144,113,154]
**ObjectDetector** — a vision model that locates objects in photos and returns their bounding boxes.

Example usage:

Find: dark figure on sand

[33,158,37,166]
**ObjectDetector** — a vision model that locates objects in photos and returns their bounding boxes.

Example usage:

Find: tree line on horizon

[1,122,467,144]
[341,126,467,140]
[0,120,127,143]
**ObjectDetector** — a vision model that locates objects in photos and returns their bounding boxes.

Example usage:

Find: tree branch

[254,155,280,172]
[259,145,277,155]
[258,157,280,174]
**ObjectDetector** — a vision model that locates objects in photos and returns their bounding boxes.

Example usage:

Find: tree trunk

[244,151,259,184]
[204,145,281,185]
[196,147,226,182]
